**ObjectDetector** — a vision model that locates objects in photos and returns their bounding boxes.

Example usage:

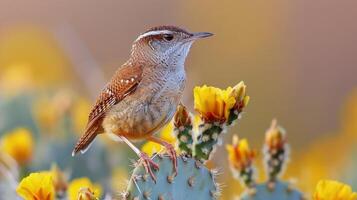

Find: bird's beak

[186,32,214,42]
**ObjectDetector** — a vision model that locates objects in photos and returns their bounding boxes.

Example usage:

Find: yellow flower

[68,177,102,200]
[265,119,286,149]
[72,98,91,135]
[111,168,129,193]
[77,188,99,200]
[194,85,236,123]
[141,122,175,156]
[33,96,60,133]
[0,26,73,89]
[313,180,357,200]
[226,135,255,170]
[50,164,68,196]
[141,142,162,157]
[0,64,35,96]
[16,172,55,200]
[33,91,74,134]
[230,81,250,107]
[1,128,34,165]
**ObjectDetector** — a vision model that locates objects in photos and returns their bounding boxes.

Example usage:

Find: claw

[146,136,178,176]
[163,143,178,176]
[139,152,159,183]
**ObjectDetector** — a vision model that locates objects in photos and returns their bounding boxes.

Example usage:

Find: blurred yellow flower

[313,180,357,200]
[141,142,162,157]
[141,122,175,156]
[1,128,34,165]
[33,91,74,134]
[194,85,236,123]
[111,168,129,193]
[0,64,35,96]
[0,27,72,89]
[50,164,68,196]
[16,172,55,200]
[77,188,99,200]
[265,119,286,149]
[33,96,59,133]
[72,98,91,135]
[226,135,255,170]
[68,177,102,200]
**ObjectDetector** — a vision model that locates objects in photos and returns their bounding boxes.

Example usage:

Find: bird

[72,25,213,181]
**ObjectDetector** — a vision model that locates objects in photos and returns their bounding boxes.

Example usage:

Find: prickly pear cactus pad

[124,155,220,200]
[240,181,303,200]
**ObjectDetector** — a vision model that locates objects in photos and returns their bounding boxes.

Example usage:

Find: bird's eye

[163,34,174,41]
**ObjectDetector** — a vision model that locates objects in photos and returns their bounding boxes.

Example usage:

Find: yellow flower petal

[313,180,357,200]
[141,141,163,156]
[141,122,177,156]
[194,85,236,123]
[160,122,175,143]
[68,177,102,200]
[16,172,55,200]
[226,136,255,170]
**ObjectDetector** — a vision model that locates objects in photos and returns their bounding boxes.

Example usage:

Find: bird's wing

[72,63,143,155]
[88,63,143,124]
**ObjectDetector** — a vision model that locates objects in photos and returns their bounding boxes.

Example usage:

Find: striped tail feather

[72,122,102,156]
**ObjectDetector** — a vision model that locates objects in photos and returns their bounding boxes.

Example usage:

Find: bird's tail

[72,125,101,156]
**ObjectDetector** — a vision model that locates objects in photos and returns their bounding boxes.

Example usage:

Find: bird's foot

[139,152,159,183]
[163,143,178,176]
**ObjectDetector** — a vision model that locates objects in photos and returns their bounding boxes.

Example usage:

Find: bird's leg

[119,136,159,182]
[147,136,178,176]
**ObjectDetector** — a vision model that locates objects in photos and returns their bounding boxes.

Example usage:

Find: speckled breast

[102,69,185,140]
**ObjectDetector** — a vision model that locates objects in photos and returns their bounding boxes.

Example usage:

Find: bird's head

[131,26,213,65]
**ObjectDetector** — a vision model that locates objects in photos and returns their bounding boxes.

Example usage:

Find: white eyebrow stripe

[135,30,173,42]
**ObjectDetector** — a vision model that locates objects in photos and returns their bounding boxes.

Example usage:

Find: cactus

[124,155,220,200]
[173,104,194,156]
[240,181,302,200]
[124,82,249,200]
[225,120,304,199]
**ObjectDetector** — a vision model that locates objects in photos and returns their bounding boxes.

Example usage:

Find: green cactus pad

[124,155,220,200]
[240,181,303,200]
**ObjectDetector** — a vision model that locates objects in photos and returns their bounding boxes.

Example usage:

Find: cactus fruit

[263,119,289,181]
[194,123,224,162]
[124,155,220,200]
[226,136,256,187]
[224,120,304,198]
[240,180,303,200]
[173,104,194,156]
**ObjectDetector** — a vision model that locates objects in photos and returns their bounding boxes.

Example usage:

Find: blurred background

[0,0,356,199]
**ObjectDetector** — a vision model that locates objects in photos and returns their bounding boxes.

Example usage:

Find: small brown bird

[72,25,212,181]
